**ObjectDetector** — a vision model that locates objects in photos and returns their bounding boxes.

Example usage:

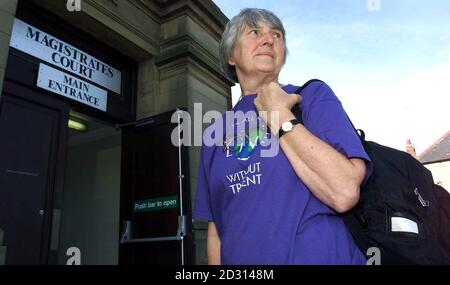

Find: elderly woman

[193,8,372,265]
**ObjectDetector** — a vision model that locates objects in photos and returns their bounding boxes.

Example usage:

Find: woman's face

[229,21,285,80]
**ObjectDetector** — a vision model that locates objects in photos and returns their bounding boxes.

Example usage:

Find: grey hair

[219,8,288,83]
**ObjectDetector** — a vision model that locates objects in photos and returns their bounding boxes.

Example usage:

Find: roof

[419,131,450,164]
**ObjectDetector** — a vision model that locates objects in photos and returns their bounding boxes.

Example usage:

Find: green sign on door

[133,195,178,213]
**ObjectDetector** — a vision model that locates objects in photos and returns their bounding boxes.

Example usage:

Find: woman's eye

[273,32,282,38]
[250,30,258,35]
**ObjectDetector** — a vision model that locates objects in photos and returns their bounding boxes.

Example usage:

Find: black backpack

[293,79,450,265]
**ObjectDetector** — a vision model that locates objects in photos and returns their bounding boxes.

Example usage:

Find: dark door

[119,110,192,265]
[0,84,69,264]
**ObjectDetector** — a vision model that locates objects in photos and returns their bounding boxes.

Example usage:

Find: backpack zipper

[414,187,430,207]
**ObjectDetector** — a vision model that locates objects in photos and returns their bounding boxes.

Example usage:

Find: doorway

[57,111,122,265]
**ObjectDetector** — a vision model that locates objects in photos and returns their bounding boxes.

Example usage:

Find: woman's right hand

[254,82,303,133]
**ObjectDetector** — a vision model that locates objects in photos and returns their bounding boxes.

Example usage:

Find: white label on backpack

[391,217,419,234]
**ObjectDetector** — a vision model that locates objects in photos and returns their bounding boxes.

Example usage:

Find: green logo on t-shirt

[225,129,265,160]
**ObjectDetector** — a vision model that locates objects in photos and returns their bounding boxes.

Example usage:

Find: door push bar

[120,215,186,244]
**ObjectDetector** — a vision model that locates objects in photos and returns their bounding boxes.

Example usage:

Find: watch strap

[279,119,301,138]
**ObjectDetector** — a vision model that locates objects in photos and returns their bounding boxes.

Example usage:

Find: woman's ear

[228,55,235,66]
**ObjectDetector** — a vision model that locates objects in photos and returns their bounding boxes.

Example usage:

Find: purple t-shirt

[193,81,372,265]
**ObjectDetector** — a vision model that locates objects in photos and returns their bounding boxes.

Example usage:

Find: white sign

[10,18,121,94]
[37,64,108,112]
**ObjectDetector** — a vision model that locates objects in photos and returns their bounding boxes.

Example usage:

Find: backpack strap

[290,79,323,121]
[292,79,365,141]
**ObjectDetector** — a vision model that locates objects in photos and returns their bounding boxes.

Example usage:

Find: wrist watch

[279,119,301,138]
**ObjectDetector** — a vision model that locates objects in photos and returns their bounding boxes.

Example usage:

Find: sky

[211,0,450,155]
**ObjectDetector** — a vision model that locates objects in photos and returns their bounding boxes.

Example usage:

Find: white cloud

[435,49,449,58]
[334,60,450,154]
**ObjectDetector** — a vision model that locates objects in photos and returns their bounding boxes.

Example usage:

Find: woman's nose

[260,32,274,46]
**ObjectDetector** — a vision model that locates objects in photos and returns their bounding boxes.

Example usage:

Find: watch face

[282,121,293,132]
